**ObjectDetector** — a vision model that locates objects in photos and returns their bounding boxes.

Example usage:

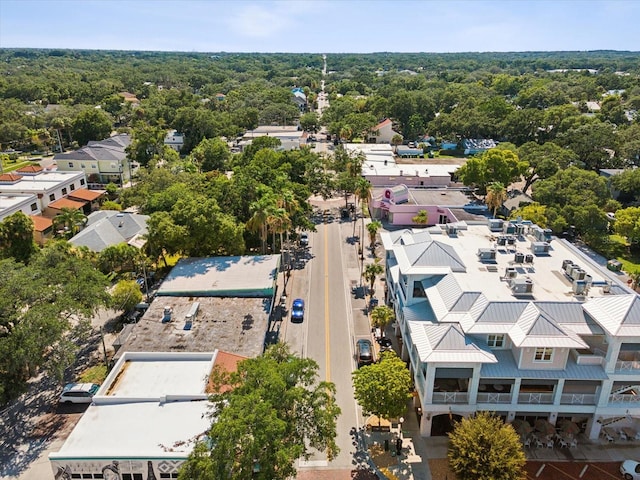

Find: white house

[380,220,640,440]
[367,118,400,144]
[164,129,184,152]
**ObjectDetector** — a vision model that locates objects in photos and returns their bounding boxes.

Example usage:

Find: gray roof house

[69,210,149,252]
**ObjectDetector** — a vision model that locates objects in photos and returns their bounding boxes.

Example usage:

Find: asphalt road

[284,211,376,473]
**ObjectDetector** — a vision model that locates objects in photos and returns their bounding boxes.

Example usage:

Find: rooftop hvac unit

[572,280,587,295]
[511,277,533,294]
[497,236,507,246]
[524,254,534,264]
[514,252,525,263]
[507,236,516,245]
[571,268,586,281]
[562,259,573,272]
[543,229,553,241]
[530,242,550,254]
[566,263,578,276]
[446,224,458,236]
[505,267,518,279]
[515,224,527,236]
[477,248,496,261]
[602,281,612,293]
[503,223,516,234]
[488,218,504,232]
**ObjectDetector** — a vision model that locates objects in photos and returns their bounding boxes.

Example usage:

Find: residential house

[367,119,400,144]
[380,220,640,440]
[292,87,307,112]
[238,126,304,152]
[68,210,149,252]
[164,129,184,152]
[54,133,134,186]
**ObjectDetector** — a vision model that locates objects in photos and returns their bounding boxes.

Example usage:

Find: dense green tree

[610,168,640,204]
[191,137,230,172]
[370,305,395,330]
[509,203,548,228]
[517,141,576,194]
[111,279,143,312]
[614,207,640,245]
[52,207,88,238]
[0,241,110,403]
[555,121,620,172]
[126,123,167,167]
[97,243,141,274]
[299,112,320,132]
[448,412,526,480]
[352,350,412,425]
[71,108,113,146]
[455,148,527,194]
[0,212,38,263]
[179,343,340,480]
[412,209,429,225]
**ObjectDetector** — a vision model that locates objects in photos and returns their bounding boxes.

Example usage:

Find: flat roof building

[49,351,244,479]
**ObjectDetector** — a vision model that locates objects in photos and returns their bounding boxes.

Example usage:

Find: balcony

[433,391,469,404]
[560,393,597,405]
[477,392,512,404]
[572,347,605,366]
[609,393,640,404]
[616,351,640,372]
[517,392,554,404]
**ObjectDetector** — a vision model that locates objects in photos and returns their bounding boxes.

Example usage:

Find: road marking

[324,224,331,383]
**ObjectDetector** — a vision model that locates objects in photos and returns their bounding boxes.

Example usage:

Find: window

[487,334,504,348]
[30,203,37,211]
[534,347,553,362]
[70,184,75,190]
[80,179,85,185]
[68,162,74,168]
[62,187,67,195]
[49,193,55,201]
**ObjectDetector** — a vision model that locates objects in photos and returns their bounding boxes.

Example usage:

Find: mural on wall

[51,459,182,479]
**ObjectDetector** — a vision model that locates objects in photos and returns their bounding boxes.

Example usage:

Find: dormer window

[487,334,504,348]
[534,347,553,362]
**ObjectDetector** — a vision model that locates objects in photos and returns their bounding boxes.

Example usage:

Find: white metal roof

[583,295,640,336]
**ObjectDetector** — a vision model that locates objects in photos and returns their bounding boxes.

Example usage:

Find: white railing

[477,392,512,404]
[517,393,554,404]
[575,354,604,366]
[432,392,469,404]
[616,360,640,371]
[415,374,426,398]
[560,393,597,405]
[609,394,640,404]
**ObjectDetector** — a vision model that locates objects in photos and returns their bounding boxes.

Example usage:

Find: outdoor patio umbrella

[535,419,556,436]
[511,419,533,436]
[559,420,580,435]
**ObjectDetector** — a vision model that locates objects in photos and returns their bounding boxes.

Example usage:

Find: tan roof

[30,215,53,231]
[68,188,105,201]
[48,198,85,210]
[208,350,248,393]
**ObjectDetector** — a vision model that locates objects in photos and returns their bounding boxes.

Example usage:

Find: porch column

[511,378,522,406]
[467,366,481,404]
[553,379,565,406]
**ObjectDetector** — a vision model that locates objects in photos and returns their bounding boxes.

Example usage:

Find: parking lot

[525,461,621,480]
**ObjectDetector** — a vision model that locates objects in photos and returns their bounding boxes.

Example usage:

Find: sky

[1,0,639,53]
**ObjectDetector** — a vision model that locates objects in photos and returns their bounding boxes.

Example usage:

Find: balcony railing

[560,393,596,405]
[615,360,640,372]
[477,392,512,404]
[517,392,554,404]
[433,392,469,404]
[609,393,640,404]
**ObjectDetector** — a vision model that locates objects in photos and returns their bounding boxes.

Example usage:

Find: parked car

[299,233,309,247]
[59,383,100,404]
[356,339,374,366]
[377,337,393,350]
[621,460,640,480]
[291,298,305,322]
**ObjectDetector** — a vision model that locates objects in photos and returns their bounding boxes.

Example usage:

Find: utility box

[607,259,623,272]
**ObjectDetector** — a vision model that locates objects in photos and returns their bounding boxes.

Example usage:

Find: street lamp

[399,417,405,439]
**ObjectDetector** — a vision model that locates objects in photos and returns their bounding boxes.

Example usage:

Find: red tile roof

[373,118,392,130]
[0,173,23,182]
[67,188,105,201]
[48,198,86,210]
[16,165,43,174]
[30,215,53,231]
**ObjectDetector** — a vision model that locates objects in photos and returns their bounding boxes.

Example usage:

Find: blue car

[291,298,304,322]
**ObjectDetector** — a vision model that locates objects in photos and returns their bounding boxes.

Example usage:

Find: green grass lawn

[603,235,640,274]
[1,160,39,172]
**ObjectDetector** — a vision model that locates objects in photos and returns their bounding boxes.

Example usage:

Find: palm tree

[52,207,87,237]
[363,260,384,297]
[486,182,507,218]
[370,305,395,330]
[412,209,429,226]
[247,193,276,254]
[354,177,372,236]
[267,207,291,254]
[391,134,403,153]
[367,220,382,255]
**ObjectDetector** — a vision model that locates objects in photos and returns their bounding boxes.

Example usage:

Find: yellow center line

[324,223,331,383]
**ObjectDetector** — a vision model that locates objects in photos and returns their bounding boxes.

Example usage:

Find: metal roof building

[381,220,640,440]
